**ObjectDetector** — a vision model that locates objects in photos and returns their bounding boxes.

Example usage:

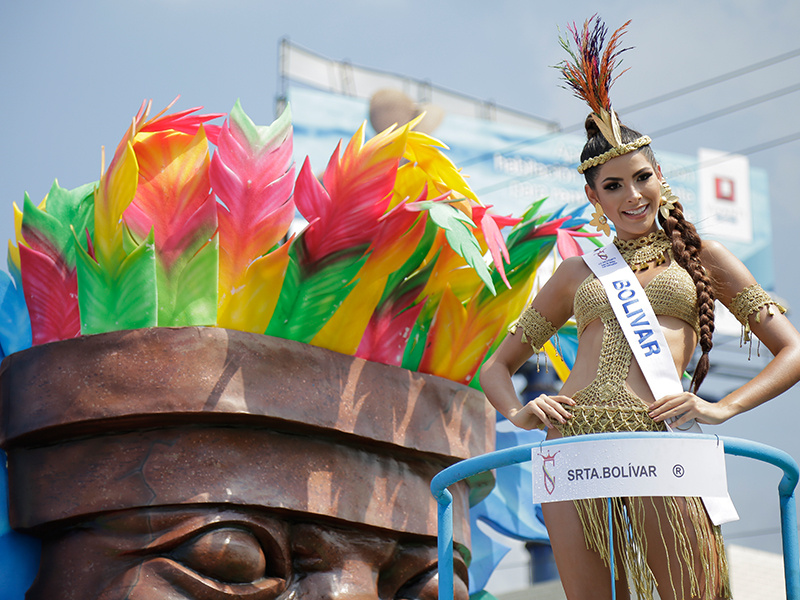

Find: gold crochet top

[573,252,701,338]
[560,251,699,436]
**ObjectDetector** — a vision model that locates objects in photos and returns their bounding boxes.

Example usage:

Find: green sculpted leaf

[75,229,157,335]
[158,234,219,326]
[427,203,495,295]
[266,241,368,343]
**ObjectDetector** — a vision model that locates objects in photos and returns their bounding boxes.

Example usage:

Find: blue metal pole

[780,485,800,600]
[608,497,616,600]
[719,436,800,600]
[436,487,454,600]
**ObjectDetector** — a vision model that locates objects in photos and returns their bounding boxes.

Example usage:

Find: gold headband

[577,134,652,173]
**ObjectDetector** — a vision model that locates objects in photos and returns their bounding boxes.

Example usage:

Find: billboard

[286,85,774,289]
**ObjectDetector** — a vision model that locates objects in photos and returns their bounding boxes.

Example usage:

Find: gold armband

[508,305,558,351]
[729,283,786,343]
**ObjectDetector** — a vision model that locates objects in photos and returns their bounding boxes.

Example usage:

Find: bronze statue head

[1,328,493,599]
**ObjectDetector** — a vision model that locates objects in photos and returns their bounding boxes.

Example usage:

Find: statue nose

[293,562,382,600]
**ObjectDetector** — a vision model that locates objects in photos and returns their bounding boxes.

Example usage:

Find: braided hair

[581,115,714,394]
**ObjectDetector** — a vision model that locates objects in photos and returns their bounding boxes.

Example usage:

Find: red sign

[715,176,735,201]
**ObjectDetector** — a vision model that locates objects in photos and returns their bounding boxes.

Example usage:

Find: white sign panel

[532,437,730,503]
[698,147,752,243]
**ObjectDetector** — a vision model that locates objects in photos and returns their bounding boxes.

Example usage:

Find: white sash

[582,242,738,524]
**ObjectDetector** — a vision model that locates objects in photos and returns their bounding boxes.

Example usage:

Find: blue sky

[2,1,798,288]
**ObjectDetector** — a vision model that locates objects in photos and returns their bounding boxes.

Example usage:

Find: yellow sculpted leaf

[13,202,23,248]
[423,285,467,378]
[217,241,292,333]
[95,141,139,266]
[310,274,388,355]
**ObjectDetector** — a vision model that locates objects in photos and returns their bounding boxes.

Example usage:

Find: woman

[479,19,800,600]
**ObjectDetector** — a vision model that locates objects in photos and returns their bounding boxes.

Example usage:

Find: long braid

[659,201,715,393]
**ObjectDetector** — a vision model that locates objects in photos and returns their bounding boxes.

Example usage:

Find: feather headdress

[557,15,650,172]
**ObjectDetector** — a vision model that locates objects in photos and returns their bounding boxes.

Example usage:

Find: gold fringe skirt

[557,400,732,600]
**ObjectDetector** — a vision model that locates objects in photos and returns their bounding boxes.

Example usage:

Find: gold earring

[659,181,678,219]
[590,203,611,236]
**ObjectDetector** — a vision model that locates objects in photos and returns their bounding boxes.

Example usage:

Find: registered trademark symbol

[673,464,685,478]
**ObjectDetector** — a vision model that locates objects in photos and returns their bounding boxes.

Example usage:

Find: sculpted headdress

[556,15,651,173]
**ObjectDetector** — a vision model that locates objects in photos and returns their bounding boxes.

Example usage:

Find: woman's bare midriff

[546,314,698,441]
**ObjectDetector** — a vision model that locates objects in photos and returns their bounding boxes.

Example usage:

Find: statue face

[28,507,470,600]
[1,330,488,600]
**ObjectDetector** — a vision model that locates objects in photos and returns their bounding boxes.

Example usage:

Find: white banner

[532,437,730,504]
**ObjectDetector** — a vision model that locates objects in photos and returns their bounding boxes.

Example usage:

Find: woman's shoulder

[558,255,593,276]
[699,238,757,302]
[532,256,592,317]
[549,255,593,289]
[699,238,732,261]
[699,239,746,273]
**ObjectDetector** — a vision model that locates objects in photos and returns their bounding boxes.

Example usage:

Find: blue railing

[431,432,800,600]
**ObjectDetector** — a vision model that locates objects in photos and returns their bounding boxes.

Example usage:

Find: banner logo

[538,450,560,495]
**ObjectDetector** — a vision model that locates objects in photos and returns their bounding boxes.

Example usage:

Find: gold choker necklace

[613,230,671,272]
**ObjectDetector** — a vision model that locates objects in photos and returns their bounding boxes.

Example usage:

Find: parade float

[0,98,591,598]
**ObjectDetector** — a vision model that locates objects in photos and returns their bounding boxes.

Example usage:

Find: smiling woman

[584,151,663,241]
[479,15,800,600]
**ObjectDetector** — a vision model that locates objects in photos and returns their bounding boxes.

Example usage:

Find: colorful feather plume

[310,199,425,355]
[267,121,410,344]
[392,200,507,373]
[125,117,220,326]
[300,121,408,262]
[356,215,440,368]
[557,15,632,146]
[0,97,587,391]
[401,126,516,290]
[418,201,596,385]
[74,109,155,334]
[310,120,484,356]
[16,182,94,345]
[75,100,224,335]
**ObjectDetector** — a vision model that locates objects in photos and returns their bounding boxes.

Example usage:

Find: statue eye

[170,526,268,584]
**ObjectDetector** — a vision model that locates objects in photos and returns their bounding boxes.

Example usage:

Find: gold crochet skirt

[555,387,731,600]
